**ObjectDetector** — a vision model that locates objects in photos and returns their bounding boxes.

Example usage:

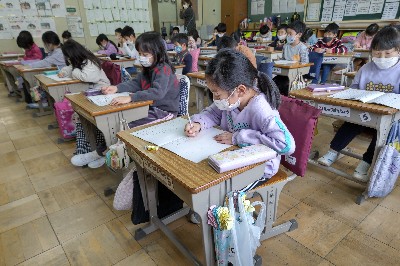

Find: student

[180,0,196,34]
[16,30,42,60]
[301,28,318,47]
[58,39,110,87]
[217,36,256,68]
[253,24,272,42]
[188,29,201,49]
[353,23,379,70]
[29,31,65,68]
[70,31,179,168]
[171,26,180,37]
[204,26,218,47]
[317,26,400,182]
[268,24,288,51]
[172,33,192,75]
[184,49,295,190]
[96,34,118,56]
[120,26,139,61]
[61,30,72,43]
[282,21,309,63]
[310,22,348,84]
[232,29,247,46]
[114,27,123,48]
[207,23,226,47]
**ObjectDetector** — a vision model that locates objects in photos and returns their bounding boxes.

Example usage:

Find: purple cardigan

[98,42,118,56]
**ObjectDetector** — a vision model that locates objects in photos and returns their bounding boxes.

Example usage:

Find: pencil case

[208,144,277,173]
[43,70,59,75]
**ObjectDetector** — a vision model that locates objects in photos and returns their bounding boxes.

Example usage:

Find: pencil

[187,113,193,128]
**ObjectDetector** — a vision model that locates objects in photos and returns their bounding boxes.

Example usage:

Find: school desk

[272,62,314,91]
[197,55,215,70]
[256,49,283,63]
[133,63,185,75]
[289,88,400,204]
[0,60,22,96]
[93,53,107,58]
[200,46,217,55]
[186,71,211,113]
[322,53,354,84]
[247,40,273,48]
[352,48,370,61]
[117,121,267,265]
[100,57,136,69]
[344,71,357,86]
[0,53,24,60]
[167,51,177,60]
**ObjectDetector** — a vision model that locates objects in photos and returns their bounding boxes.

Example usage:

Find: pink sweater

[354,31,374,49]
[23,43,43,60]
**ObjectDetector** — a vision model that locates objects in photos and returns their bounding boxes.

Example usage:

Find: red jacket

[311,38,348,54]
[24,43,43,60]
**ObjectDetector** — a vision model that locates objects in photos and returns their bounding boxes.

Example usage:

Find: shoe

[317,149,339,167]
[27,103,39,109]
[88,157,105,168]
[353,160,370,182]
[71,151,102,167]
[189,212,201,224]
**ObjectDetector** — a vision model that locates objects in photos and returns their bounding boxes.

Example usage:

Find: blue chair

[256,55,273,78]
[307,52,324,84]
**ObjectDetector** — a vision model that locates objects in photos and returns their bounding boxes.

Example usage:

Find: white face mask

[372,56,399,69]
[183,3,189,9]
[277,35,287,41]
[217,33,224,38]
[127,40,134,45]
[213,88,240,111]
[139,56,152,67]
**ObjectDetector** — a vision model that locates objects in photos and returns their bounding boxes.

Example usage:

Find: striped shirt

[310,38,348,53]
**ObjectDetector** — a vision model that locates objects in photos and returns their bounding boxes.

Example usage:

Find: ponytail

[257,71,281,110]
[109,40,119,52]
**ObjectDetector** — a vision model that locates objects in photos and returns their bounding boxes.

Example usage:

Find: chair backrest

[176,74,191,117]
[306,51,324,83]
[101,61,121,85]
[39,47,46,59]
[278,96,321,176]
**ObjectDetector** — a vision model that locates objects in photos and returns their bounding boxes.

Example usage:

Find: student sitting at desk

[318,26,400,182]
[96,34,118,56]
[172,33,192,75]
[185,49,295,191]
[207,23,226,47]
[268,24,288,51]
[310,22,348,84]
[282,21,309,63]
[353,23,379,71]
[253,24,272,42]
[61,30,72,43]
[120,26,139,75]
[28,31,66,68]
[114,27,123,50]
[16,31,43,61]
[70,31,179,168]
[217,36,257,68]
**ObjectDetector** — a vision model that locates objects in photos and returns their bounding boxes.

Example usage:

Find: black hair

[172,33,189,45]
[325,22,339,35]
[301,28,314,43]
[188,29,200,40]
[277,24,288,32]
[287,20,306,35]
[173,27,180,32]
[260,25,270,35]
[135,31,175,77]
[370,26,400,51]
[62,39,102,70]
[205,49,281,109]
[61,30,71,40]
[217,36,237,51]
[366,23,379,36]
[182,0,192,6]
[115,28,122,34]
[16,30,34,49]
[214,26,218,31]
[42,31,61,46]
[96,33,118,51]
[121,26,135,38]
[217,23,227,33]
[231,30,241,43]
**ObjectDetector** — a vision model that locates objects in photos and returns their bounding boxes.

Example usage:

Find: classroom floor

[1,80,400,266]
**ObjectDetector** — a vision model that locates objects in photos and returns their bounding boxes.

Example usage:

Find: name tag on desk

[317,104,350,117]
[323,57,338,63]
[272,67,281,74]
[197,78,207,87]
[353,52,362,58]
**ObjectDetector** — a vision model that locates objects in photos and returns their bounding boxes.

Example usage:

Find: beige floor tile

[0,176,35,206]
[101,194,130,217]
[29,164,82,192]
[0,161,28,184]
[12,133,52,150]
[62,219,140,265]
[326,229,400,265]
[357,205,400,250]
[61,147,76,159]
[0,131,10,144]
[277,191,300,217]
[115,249,156,266]
[38,178,96,214]
[0,151,21,168]
[83,169,122,195]
[8,126,44,140]
[282,174,331,202]
[18,246,69,266]
[34,114,57,126]
[278,202,352,257]
[0,141,15,155]
[18,142,60,161]
[5,119,38,132]
[379,185,400,213]
[144,242,187,266]
[0,216,59,266]
[0,194,46,234]
[23,151,71,176]
[48,196,116,243]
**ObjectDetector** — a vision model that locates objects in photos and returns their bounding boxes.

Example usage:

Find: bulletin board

[248,0,305,23]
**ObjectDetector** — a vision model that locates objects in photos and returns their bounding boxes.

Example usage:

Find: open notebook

[131,117,231,163]
[329,88,400,109]
[46,74,72,82]
[87,92,130,106]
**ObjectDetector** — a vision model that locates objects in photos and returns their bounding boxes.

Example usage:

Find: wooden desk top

[274,62,314,69]
[14,65,57,73]
[344,72,357,78]
[289,88,398,115]
[93,53,107,57]
[0,60,21,66]
[100,57,135,62]
[256,49,282,54]
[324,53,354,57]
[200,47,217,50]
[133,63,185,69]
[0,54,23,60]
[118,122,272,194]
[187,71,205,79]
[353,48,370,52]
[35,74,83,87]
[65,92,153,117]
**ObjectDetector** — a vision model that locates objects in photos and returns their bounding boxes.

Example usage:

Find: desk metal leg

[195,85,204,113]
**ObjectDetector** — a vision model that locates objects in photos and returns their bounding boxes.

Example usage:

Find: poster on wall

[0,18,12,39]
[67,16,84,38]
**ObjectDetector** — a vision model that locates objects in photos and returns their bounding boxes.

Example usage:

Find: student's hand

[315,48,325,53]
[184,122,201,137]
[57,72,65,78]
[354,44,361,48]
[214,132,233,145]
[101,86,118,94]
[325,48,333,53]
[110,96,131,105]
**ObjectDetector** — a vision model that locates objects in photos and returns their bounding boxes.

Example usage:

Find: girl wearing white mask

[318,26,400,182]
[268,24,288,51]
[180,0,196,34]
[185,49,295,191]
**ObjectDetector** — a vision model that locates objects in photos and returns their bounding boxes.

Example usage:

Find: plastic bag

[106,119,130,170]
[113,165,136,210]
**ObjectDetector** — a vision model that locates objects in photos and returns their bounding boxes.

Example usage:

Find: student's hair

[217,36,237,51]
[173,26,180,32]
[205,49,281,109]
[259,25,270,35]
[96,33,118,51]
[325,22,339,35]
[121,26,135,38]
[16,30,34,49]
[42,31,61,46]
[182,0,192,6]
[217,23,227,33]
[188,29,200,40]
[366,23,379,36]
[115,28,122,34]
[172,33,189,45]
[300,28,313,42]
[287,20,306,35]
[277,24,288,32]
[61,30,71,40]
[135,31,175,76]
[370,26,400,51]
[62,39,101,70]
[214,26,218,31]
[231,29,242,43]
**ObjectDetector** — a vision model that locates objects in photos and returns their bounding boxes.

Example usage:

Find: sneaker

[71,151,102,167]
[189,212,201,224]
[317,149,339,167]
[88,157,105,168]
[27,103,39,109]
[353,160,370,182]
